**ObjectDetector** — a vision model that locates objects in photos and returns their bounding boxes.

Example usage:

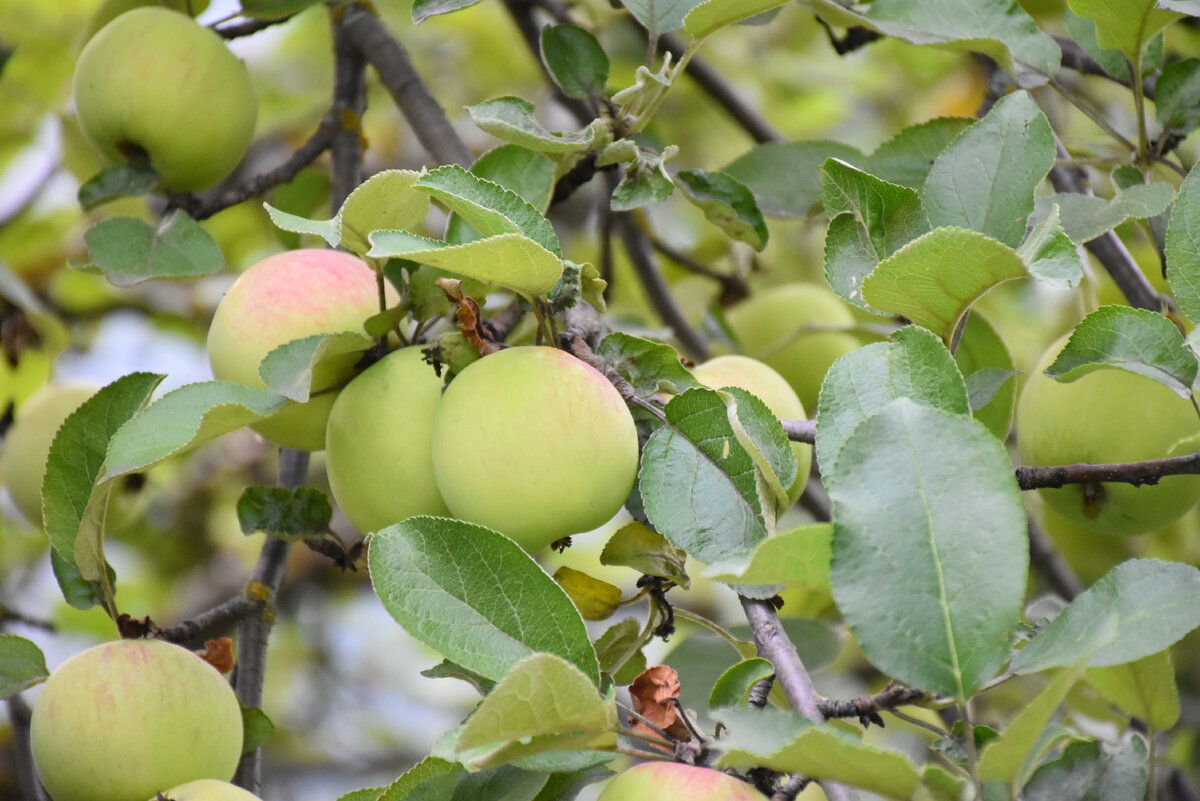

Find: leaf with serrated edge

[1166,162,1200,326]
[1087,651,1180,730]
[599,521,690,587]
[828,399,1027,700]
[862,227,1028,342]
[1033,183,1175,244]
[723,140,865,217]
[1012,559,1200,673]
[263,204,341,247]
[721,387,796,518]
[1045,306,1197,398]
[621,0,706,35]
[683,0,789,40]
[597,332,701,398]
[709,658,775,709]
[467,97,594,155]
[978,663,1086,785]
[339,170,429,257]
[0,635,49,699]
[702,524,832,590]
[368,230,563,297]
[541,24,609,99]
[676,169,769,250]
[417,165,561,256]
[864,117,972,189]
[1017,206,1084,289]
[79,212,225,286]
[368,516,599,684]
[258,332,373,402]
[101,382,288,480]
[1068,0,1179,60]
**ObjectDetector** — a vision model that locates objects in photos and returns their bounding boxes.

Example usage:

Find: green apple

[691,354,812,504]
[73,8,256,191]
[725,282,860,414]
[31,639,243,801]
[83,0,211,43]
[325,347,450,534]
[1016,334,1200,536]
[153,780,262,801]
[431,346,639,552]
[0,384,97,527]
[596,763,768,801]
[208,249,393,452]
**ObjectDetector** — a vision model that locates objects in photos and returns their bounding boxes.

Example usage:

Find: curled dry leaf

[629,664,691,750]
[435,277,502,356]
[199,636,235,674]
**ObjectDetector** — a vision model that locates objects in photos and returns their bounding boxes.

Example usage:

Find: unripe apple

[431,346,639,552]
[690,355,812,504]
[207,249,393,452]
[152,780,262,801]
[1016,335,1200,535]
[325,347,450,533]
[725,282,860,414]
[597,762,768,801]
[31,639,243,801]
[0,385,96,526]
[73,8,256,191]
[83,0,211,44]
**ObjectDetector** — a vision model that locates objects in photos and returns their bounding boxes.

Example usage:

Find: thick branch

[158,595,259,647]
[1054,36,1156,100]
[1016,451,1200,490]
[338,3,472,167]
[782,419,815,444]
[1027,521,1084,600]
[330,7,368,207]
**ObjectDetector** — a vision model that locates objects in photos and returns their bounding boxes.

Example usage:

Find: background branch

[1016,450,1200,489]
[5,695,47,801]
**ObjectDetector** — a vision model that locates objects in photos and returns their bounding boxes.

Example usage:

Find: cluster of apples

[30,639,260,801]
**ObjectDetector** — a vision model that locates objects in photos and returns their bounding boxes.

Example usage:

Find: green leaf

[1165,162,1200,325]
[863,117,973,189]
[236,486,333,541]
[821,158,929,310]
[421,660,496,695]
[257,332,374,402]
[1157,59,1200,136]
[676,169,769,250]
[701,524,832,591]
[708,658,775,709]
[1033,184,1175,244]
[50,550,116,611]
[683,0,790,39]
[1012,559,1200,673]
[339,170,430,258]
[455,653,617,770]
[377,757,462,801]
[553,567,623,621]
[100,382,289,480]
[1022,736,1149,801]
[541,25,608,99]
[1067,0,1180,60]
[0,635,48,699]
[263,204,341,248]
[723,140,865,217]
[620,0,706,35]
[610,148,675,211]
[337,789,384,801]
[921,91,1054,248]
[954,312,1017,440]
[412,0,484,23]
[1017,206,1085,289]
[712,707,922,800]
[598,521,690,588]
[977,664,1086,785]
[596,332,700,398]
[239,0,324,19]
[828,400,1027,701]
[862,227,1029,342]
[638,388,771,565]
[367,230,563,298]
[816,325,970,478]
[466,145,557,213]
[722,387,798,515]
[77,162,158,211]
[1043,306,1197,398]
[593,618,648,685]
[466,97,595,156]
[417,165,561,256]
[368,516,600,684]
[1087,651,1180,729]
[43,373,163,584]
[803,0,1060,88]
[76,211,225,286]
[239,703,276,754]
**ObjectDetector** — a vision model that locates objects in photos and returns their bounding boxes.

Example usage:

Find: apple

[431,346,639,552]
[31,639,243,801]
[724,282,860,414]
[690,355,812,504]
[83,0,211,44]
[596,762,768,801]
[0,384,96,527]
[208,249,394,452]
[325,346,450,534]
[1016,334,1200,536]
[152,780,262,801]
[73,8,256,191]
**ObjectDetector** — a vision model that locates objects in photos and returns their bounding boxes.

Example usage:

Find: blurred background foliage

[4,0,1200,798]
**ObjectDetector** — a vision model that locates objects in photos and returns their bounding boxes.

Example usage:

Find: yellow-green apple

[83,0,211,43]
[725,282,860,414]
[1016,335,1200,535]
[431,346,639,552]
[0,384,96,526]
[73,8,256,191]
[596,763,768,801]
[207,249,393,452]
[31,639,243,801]
[325,347,450,533]
[690,354,811,504]
[153,780,262,801]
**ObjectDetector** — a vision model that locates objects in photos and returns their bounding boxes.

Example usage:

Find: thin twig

[330,7,368,207]
[782,419,815,444]
[648,233,750,305]
[1015,450,1200,490]
[1054,35,1156,100]
[157,595,259,646]
[338,3,472,167]
[502,0,596,123]
[817,685,926,726]
[215,13,300,39]
[6,695,47,801]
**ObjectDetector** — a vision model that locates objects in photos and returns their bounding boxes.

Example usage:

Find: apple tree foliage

[8,0,1200,799]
